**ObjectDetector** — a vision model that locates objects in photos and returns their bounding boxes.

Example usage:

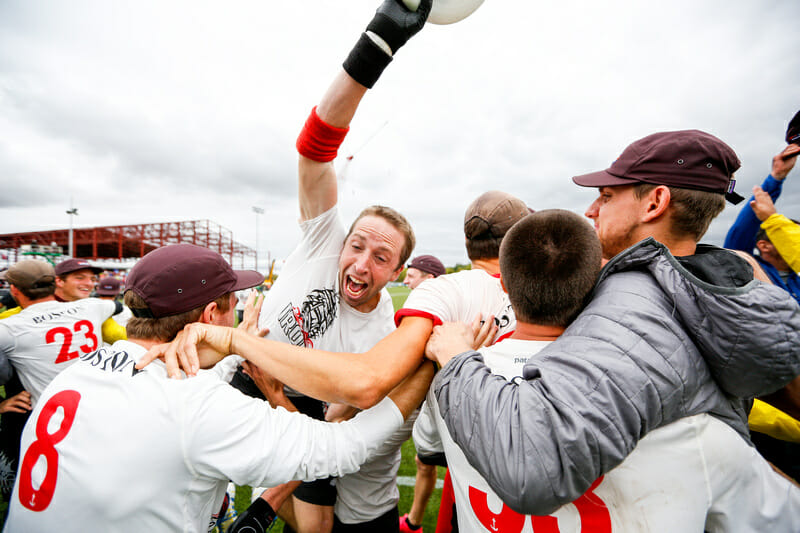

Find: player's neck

[471,258,500,276]
[19,295,56,309]
[127,337,170,351]
[511,322,565,341]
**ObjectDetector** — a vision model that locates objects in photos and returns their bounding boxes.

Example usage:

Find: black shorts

[332,506,399,533]
[417,451,447,468]
[229,367,336,505]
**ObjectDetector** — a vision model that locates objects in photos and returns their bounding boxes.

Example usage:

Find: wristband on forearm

[343,32,393,89]
[228,497,277,533]
[296,106,350,162]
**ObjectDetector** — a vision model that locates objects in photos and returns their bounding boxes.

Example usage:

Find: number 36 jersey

[0,298,115,405]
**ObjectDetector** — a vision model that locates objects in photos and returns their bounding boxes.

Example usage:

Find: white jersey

[5,340,404,533]
[253,206,401,521]
[0,298,115,405]
[397,269,515,340]
[112,305,132,327]
[414,338,800,532]
[335,412,417,523]
[257,206,395,395]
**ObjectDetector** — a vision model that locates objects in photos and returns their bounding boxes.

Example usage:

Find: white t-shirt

[112,305,133,328]
[0,298,116,405]
[335,412,417,523]
[396,269,515,340]
[4,340,404,533]
[253,206,401,521]
[414,338,800,532]
[256,206,395,395]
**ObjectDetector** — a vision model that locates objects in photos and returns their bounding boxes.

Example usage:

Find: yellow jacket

[762,214,800,273]
[749,398,800,443]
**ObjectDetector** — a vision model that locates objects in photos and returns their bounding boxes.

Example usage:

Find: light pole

[66,197,78,258]
[252,206,264,271]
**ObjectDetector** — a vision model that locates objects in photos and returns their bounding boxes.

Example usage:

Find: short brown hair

[124,291,232,342]
[499,210,602,327]
[464,223,503,261]
[633,184,725,241]
[15,283,55,301]
[346,205,415,269]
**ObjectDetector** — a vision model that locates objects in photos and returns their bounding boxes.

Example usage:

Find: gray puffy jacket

[434,238,800,515]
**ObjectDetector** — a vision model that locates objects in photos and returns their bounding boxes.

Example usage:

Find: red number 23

[46,320,98,363]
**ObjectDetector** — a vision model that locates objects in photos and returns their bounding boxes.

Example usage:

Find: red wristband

[296,106,350,162]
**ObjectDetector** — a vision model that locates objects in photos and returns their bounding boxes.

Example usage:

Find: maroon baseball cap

[124,244,264,318]
[572,130,744,204]
[95,276,122,296]
[55,258,103,277]
[787,110,800,145]
[407,255,446,277]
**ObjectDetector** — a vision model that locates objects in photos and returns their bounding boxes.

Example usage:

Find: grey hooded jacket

[434,238,800,515]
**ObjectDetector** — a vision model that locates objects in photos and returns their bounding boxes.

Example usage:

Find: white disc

[402,0,485,25]
[428,0,485,25]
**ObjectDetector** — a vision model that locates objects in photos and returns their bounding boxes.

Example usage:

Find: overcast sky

[1,0,798,271]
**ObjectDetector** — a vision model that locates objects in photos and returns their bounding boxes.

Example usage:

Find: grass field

[1,284,446,531]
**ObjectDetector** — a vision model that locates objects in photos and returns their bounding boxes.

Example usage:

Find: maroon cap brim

[231,270,265,291]
[572,169,642,188]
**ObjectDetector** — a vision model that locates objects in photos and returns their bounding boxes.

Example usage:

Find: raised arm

[297,74,366,222]
[724,145,796,252]
[296,0,432,221]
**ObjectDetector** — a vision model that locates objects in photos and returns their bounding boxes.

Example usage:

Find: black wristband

[343,33,392,89]
[228,497,277,533]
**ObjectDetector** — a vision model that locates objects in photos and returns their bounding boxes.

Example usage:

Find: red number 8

[18,390,82,512]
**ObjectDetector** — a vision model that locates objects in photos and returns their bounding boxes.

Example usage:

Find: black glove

[367,0,432,55]
[343,0,432,89]
[228,497,277,533]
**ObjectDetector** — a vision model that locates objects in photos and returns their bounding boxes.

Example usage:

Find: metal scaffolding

[0,220,256,268]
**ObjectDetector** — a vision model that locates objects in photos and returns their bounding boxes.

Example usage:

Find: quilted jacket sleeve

[433,271,722,515]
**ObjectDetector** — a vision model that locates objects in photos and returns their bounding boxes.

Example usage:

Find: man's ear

[641,185,671,223]
[500,275,508,294]
[8,285,21,301]
[391,266,404,282]
[755,240,771,255]
[199,301,218,325]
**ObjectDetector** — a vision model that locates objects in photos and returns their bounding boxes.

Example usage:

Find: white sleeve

[205,354,244,382]
[398,274,463,324]
[703,416,800,531]
[90,298,117,321]
[412,394,443,456]
[296,206,346,260]
[183,378,404,488]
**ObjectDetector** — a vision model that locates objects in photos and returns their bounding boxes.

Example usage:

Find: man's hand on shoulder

[136,324,236,379]
[425,321,477,367]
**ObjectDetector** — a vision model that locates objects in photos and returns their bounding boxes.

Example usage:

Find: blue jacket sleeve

[724,175,784,252]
